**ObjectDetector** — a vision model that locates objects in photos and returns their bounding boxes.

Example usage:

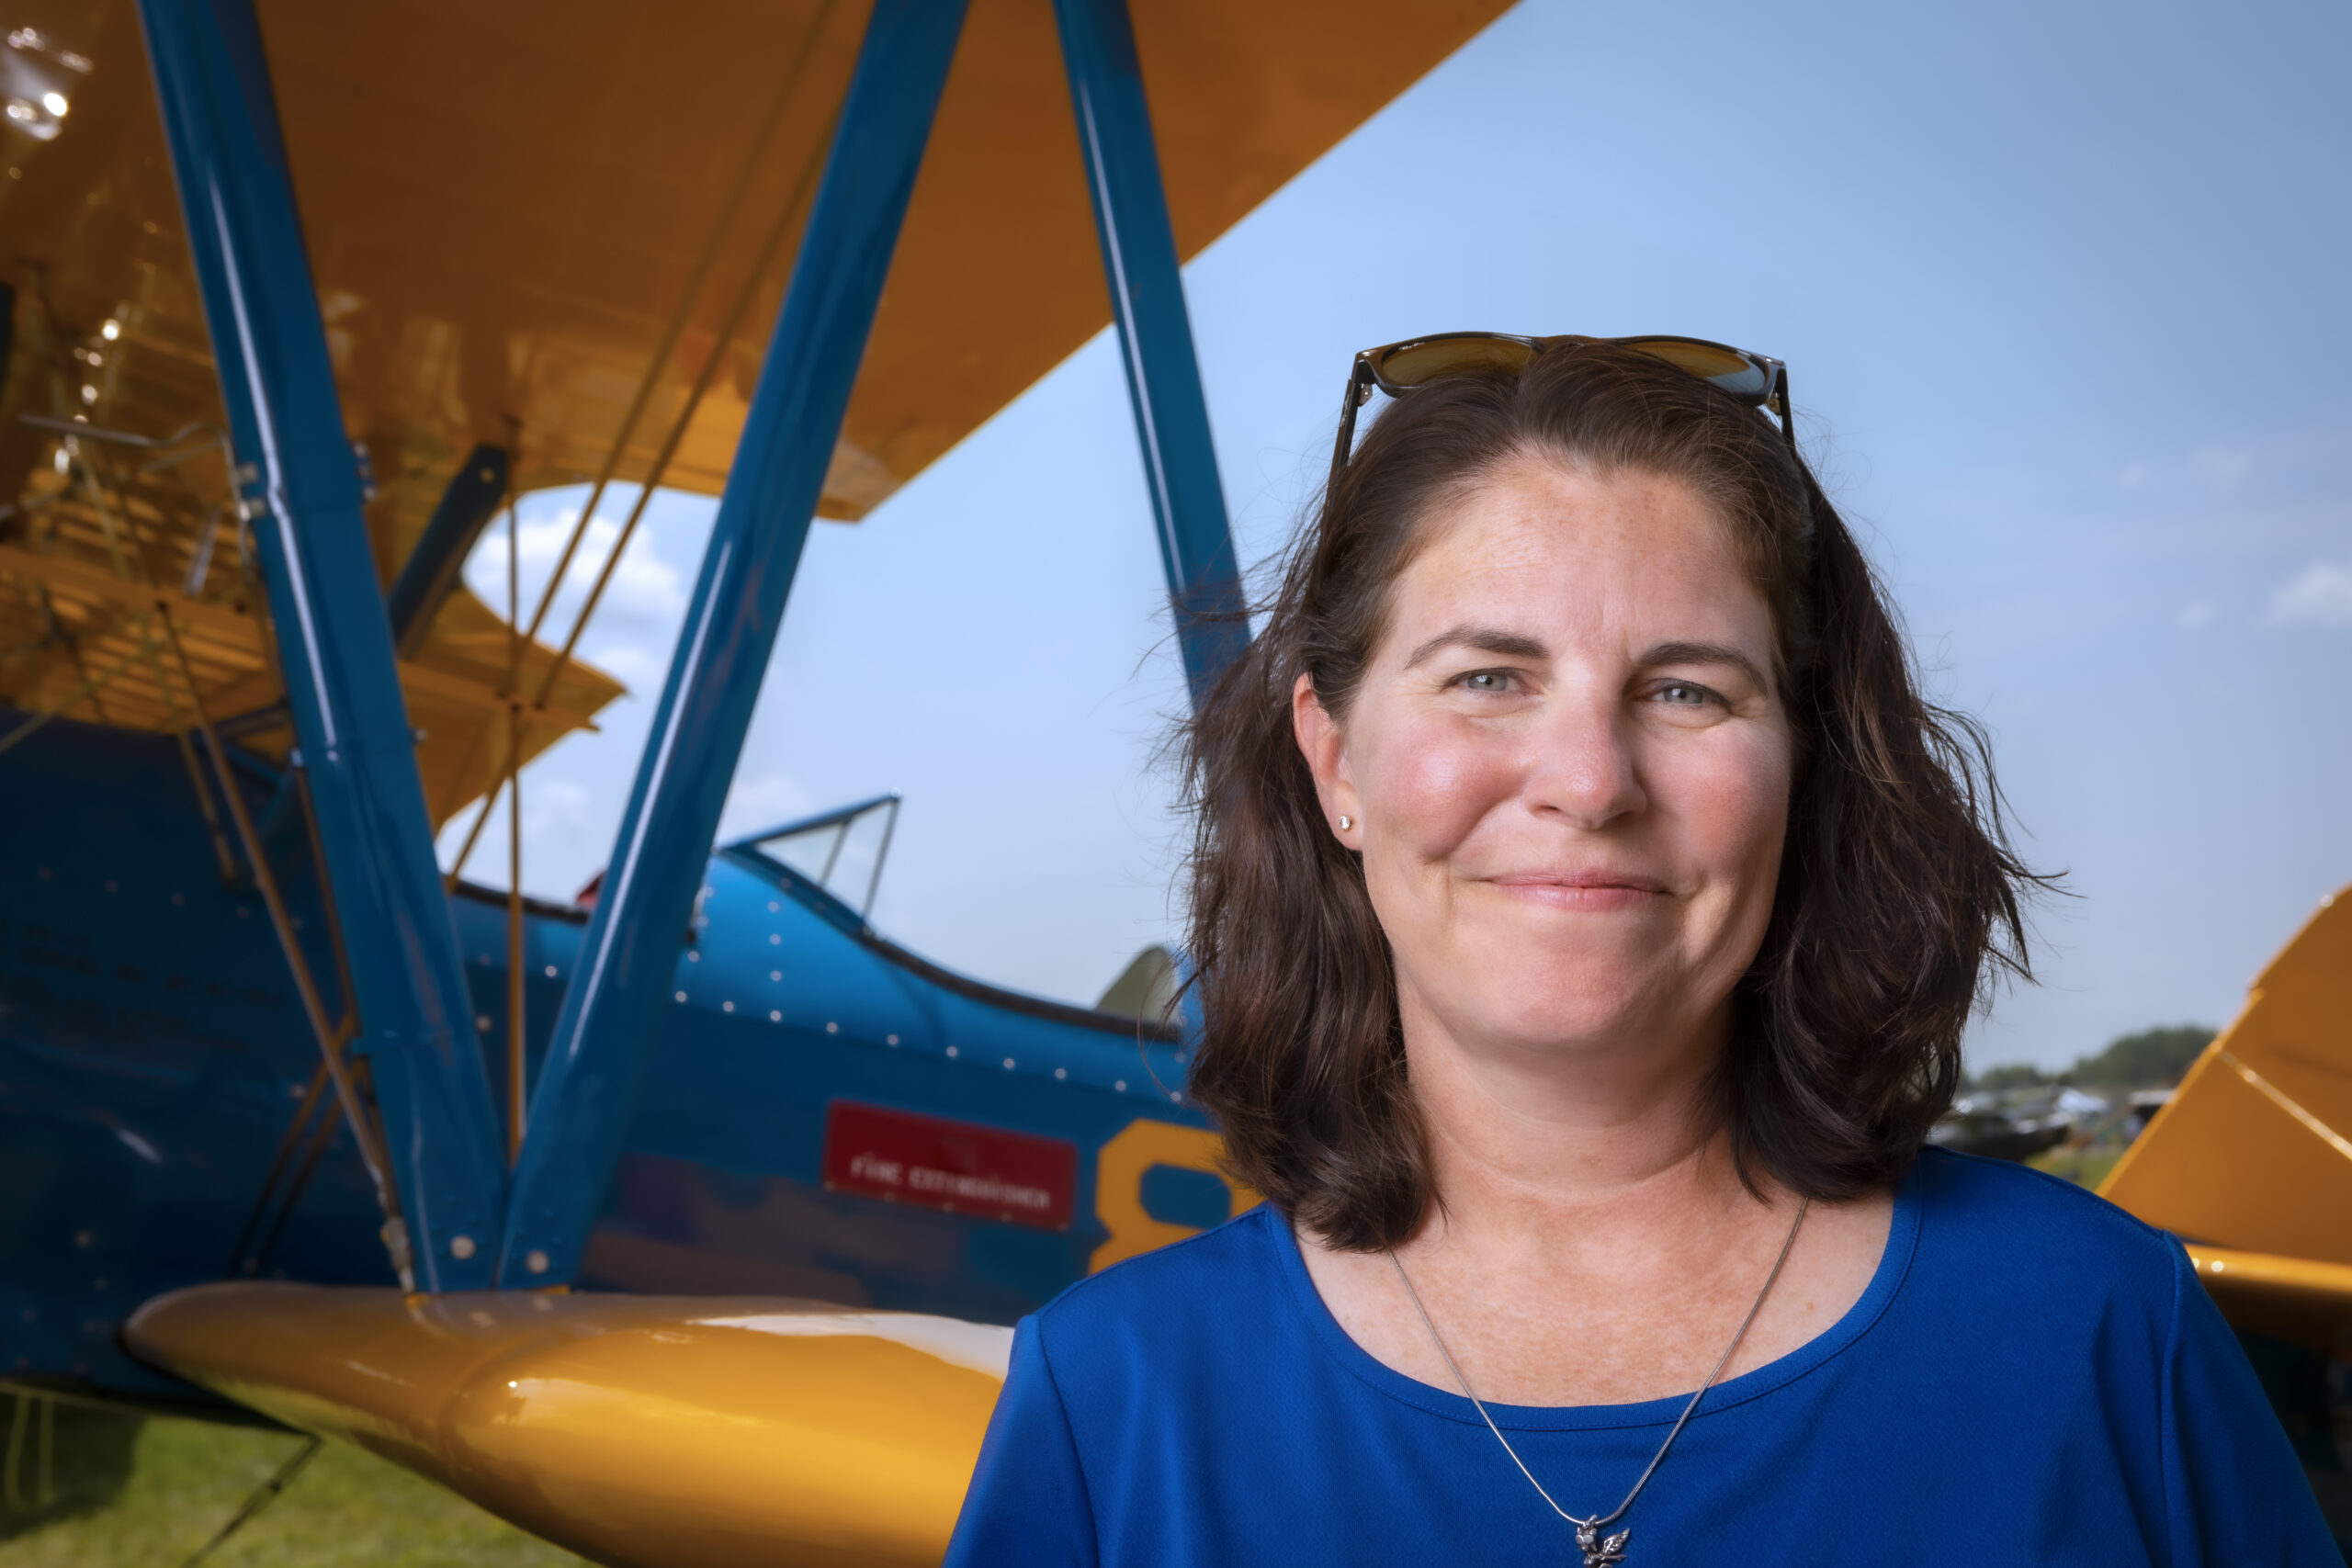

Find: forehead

[1381,456,1769,656]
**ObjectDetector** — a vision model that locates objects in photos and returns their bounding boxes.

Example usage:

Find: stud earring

[1337,815,1353,831]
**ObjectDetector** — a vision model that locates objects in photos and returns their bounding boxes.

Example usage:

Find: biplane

[0,0,2346,1562]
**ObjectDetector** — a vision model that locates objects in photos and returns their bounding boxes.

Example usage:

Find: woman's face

[1295,453,1793,1073]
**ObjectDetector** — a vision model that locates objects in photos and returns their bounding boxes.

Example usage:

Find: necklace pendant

[1575,1520,1630,1568]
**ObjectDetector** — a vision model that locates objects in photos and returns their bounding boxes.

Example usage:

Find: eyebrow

[1641,640,1770,691]
[1402,625,1549,669]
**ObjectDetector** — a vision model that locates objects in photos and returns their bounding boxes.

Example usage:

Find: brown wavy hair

[1180,342,2045,1251]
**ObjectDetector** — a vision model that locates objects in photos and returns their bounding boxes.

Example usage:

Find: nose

[1521,688,1645,830]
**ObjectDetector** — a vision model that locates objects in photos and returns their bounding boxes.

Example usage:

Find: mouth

[1481,869,1671,910]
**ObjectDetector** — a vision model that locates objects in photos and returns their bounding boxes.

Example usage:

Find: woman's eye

[1654,681,1719,707]
[1456,670,1514,693]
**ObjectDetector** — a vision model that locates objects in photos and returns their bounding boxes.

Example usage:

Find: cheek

[1655,729,1792,886]
[1356,713,1520,860]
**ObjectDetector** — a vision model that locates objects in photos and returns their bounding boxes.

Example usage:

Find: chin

[1443,959,1687,1056]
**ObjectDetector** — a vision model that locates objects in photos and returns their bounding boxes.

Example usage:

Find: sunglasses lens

[1373,336,1541,389]
[1621,339,1770,404]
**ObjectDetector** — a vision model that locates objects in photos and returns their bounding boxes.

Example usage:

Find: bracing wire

[441,0,842,892]
[516,0,842,651]
[175,1436,322,1568]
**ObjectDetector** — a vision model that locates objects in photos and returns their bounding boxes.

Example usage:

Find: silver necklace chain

[1386,1197,1809,1567]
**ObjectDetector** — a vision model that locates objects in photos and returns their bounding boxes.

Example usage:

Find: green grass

[4,1413,589,1568]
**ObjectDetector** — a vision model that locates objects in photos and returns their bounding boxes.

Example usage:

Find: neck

[1396,989,1754,1252]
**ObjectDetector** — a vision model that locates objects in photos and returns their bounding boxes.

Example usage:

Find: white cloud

[2266,560,2352,627]
[581,641,662,683]
[2177,600,2214,630]
[462,498,691,637]
[718,771,814,841]
[522,777,596,839]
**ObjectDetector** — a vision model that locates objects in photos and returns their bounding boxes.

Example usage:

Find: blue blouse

[947,1147,2335,1565]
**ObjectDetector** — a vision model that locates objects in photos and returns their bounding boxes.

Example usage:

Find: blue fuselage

[0,715,1224,1408]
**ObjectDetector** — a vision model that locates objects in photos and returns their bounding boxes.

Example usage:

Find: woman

[946,337,2332,1564]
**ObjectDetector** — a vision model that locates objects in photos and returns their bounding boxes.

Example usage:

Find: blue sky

[449,0,2352,1073]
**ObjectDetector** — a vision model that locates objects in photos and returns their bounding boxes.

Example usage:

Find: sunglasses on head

[1329,333,1793,491]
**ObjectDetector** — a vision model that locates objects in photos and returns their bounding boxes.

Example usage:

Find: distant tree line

[1966,1025,2217,1096]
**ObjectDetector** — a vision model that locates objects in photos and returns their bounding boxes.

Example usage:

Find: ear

[1291,673,1363,848]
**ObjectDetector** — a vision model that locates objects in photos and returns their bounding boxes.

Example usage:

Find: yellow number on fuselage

[1088,1119,1261,1273]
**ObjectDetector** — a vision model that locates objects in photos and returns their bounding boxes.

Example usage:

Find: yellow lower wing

[127,1283,1008,1568]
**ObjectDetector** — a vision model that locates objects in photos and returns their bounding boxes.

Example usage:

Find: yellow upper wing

[0,0,1513,818]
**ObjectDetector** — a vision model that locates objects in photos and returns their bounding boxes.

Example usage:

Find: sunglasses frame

[1328,333,1794,494]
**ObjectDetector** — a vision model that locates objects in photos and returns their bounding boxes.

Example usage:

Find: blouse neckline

[1265,1151,1927,1432]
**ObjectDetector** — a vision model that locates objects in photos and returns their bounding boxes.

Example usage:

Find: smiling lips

[1483,869,1671,912]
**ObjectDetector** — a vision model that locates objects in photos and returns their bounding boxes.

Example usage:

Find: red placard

[821,1100,1078,1230]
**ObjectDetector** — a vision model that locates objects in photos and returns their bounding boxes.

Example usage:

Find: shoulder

[1028,1204,1295,1385]
[1038,1203,1289,1335]
[1909,1145,2188,1315]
